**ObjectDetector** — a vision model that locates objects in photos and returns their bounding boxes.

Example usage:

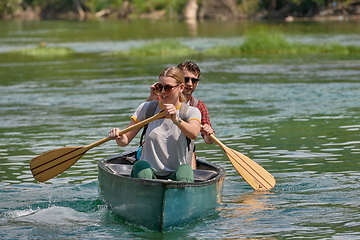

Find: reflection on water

[222,191,275,222]
[185,19,198,36]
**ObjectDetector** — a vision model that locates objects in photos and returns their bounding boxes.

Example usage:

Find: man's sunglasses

[185,77,199,84]
[154,83,179,93]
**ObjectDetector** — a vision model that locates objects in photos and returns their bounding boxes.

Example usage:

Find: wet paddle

[30,110,166,182]
[209,134,276,190]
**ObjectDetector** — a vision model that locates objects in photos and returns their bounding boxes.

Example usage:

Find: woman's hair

[159,66,186,102]
[177,61,201,78]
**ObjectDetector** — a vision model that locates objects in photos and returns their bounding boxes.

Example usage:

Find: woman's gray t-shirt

[131,100,201,176]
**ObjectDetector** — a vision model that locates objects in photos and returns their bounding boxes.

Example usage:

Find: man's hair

[177,61,201,78]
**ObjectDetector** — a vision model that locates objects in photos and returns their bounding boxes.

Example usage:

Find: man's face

[182,70,199,97]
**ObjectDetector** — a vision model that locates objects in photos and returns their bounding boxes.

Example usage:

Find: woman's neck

[174,100,182,108]
[160,99,182,108]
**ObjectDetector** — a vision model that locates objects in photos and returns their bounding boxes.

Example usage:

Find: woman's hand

[163,103,177,121]
[109,128,122,140]
[145,83,159,101]
[109,128,129,147]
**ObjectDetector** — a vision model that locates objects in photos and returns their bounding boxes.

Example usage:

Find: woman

[109,66,201,182]
[146,61,215,169]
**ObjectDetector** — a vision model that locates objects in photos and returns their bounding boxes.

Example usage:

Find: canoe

[97,149,226,231]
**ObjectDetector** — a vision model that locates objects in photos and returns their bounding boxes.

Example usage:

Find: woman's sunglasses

[154,83,179,93]
[185,77,199,84]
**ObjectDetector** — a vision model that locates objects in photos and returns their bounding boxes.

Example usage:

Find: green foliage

[83,0,124,12]
[130,0,166,13]
[238,0,261,15]
[203,45,238,55]
[204,28,360,55]
[1,0,359,19]
[240,28,292,54]
[11,46,75,56]
[7,29,360,57]
[0,0,22,16]
[130,0,187,15]
[26,0,75,10]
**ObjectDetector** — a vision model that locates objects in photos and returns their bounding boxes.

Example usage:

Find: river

[1,19,360,239]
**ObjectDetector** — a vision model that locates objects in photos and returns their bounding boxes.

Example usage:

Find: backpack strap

[192,97,199,107]
[178,103,193,152]
[179,102,189,121]
[139,101,158,146]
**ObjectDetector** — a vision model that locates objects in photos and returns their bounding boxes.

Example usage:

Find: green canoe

[97,150,226,231]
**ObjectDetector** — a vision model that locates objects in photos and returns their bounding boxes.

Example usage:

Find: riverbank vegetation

[204,29,360,55]
[102,28,360,56]
[1,0,360,21]
[11,46,75,56]
[11,29,359,57]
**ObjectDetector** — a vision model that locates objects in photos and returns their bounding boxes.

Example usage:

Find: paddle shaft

[31,110,165,182]
[208,134,227,149]
[84,110,166,150]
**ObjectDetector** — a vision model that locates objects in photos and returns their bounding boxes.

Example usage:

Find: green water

[1,19,360,239]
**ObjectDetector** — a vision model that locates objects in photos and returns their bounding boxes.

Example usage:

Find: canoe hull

[98,151,225,231]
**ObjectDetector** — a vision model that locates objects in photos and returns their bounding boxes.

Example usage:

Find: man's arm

[197,101,215,144]
[201,124,215,144]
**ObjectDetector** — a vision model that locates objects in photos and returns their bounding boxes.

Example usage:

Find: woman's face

[156,76,184,104]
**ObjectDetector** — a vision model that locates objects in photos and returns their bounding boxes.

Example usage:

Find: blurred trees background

[1,0,359,20]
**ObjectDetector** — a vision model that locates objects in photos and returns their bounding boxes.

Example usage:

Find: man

[146,61,215,167]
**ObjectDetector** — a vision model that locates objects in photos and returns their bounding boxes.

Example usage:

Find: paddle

[209,134,276,190]
[30,110,166,182]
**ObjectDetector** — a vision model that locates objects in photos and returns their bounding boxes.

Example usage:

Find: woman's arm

[108,119,142,147]
[174,118,200,140]
[163,103,200,139]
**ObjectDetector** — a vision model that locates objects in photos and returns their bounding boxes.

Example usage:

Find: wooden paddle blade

[224,146,276,190]
[30,146,87,182]
[30,110,166,182]
[209,134,275,190]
